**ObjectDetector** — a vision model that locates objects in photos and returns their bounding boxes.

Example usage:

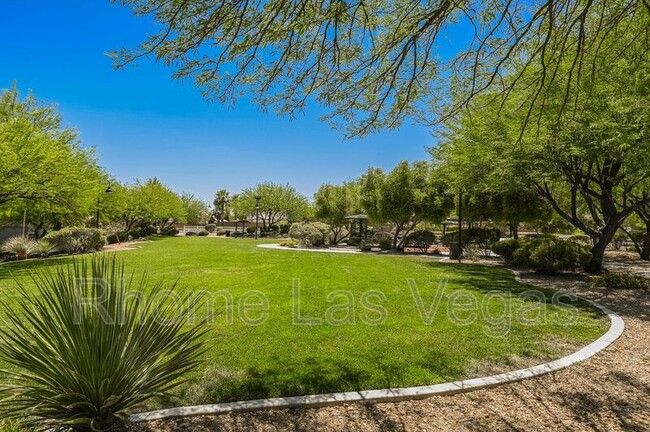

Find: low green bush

[592,273,648,290]
[186,231,197,237]
[509,236,590,274]
[205,224,216,233]
[346,236,361,246]
[43,228,106,254]
[197,231,209,236]
[216,229,227,236]
[441,227,501,257]
[0,256,206,431]
[379,238,393,251]
[106,231,129,245]
[279,239,299,248]
[404,230,436,253]
[159,227,179,236]
[289,222,330,246]
[491,238,521,263]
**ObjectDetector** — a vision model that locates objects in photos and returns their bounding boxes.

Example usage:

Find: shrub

[186,231,197,237]
[205,224,216,233]
[160,227,179,236]
[511,236,590,274]
[224,230,231,237]
[359,240,373,252]
[32,239,58,258]
[0,256,206,431]
[1,237,36,260]
[379,238,393,251]
[43,228,106,254]
[106,231,128,245]
[246,227,256,234]
[568,234,592,246]
[491,238,521,263]
[279,223,291,234]
[592,273,648,290]
[346,236,361,246]
[197,231,209,236]
[404,230,436,253]
[441,228,501,258]
[279,239,299,247]
[289,222,329,246]
[216,229,227,236]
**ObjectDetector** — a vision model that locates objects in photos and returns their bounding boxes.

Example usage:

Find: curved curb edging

[130,271,624,423]
[257,243,362,254]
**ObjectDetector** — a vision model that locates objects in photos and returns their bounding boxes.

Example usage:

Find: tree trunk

[509,222,519,239]
[642,221,650,261]
[584,223,619,273]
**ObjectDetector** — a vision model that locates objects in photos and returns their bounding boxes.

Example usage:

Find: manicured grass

[0,237,608,407]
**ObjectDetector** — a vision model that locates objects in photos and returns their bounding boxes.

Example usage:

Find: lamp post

[458,189,463,263]
[254,195,262,240]
[96,185,114,229]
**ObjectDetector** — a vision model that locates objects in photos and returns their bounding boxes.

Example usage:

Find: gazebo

[233,219,250,236]
[344,214,370,239]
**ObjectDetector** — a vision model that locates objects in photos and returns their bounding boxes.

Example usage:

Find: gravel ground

[133,256,650,432]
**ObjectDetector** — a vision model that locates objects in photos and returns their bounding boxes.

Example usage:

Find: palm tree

[213,189,231,223]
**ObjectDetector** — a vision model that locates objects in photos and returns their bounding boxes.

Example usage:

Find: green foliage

[159,227,179,237]
[32,239,58,258]
[216,229,227,236]
[441,227,501,257]
[212,189,231,223]
[592,273,648,290]
[491,239,521,263]
[205,224,216,233]
[404,230,436,253]
[114,0,644,139]
[181,193,209,225]
[197,231,209,236]
[231,183,309,229]
[43,228,106,254]
[0,88,110,233]
[313,182,359,243]
[279,239,299,248]
[1,237,36,260]
[511,237,590,274]
[289,222,329,247]
[0,256,206,431]
[359,161,454,249]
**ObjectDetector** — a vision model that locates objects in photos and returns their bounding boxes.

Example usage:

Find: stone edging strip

[257,243,362,254]
[130,271,624,423]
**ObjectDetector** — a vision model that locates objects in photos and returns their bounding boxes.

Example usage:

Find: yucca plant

[0,256,207,431]
[1,236,36,260]
[31,239,58,258]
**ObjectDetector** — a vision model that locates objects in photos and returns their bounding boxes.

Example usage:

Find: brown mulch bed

[133,256,650,432]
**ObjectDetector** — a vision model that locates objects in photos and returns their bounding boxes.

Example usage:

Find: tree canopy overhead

[113,0,649,136]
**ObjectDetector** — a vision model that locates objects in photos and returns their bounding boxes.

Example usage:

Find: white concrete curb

[257,244,362,254]
[130,271,624,423]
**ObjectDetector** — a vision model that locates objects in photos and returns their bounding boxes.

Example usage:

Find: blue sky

[2,0,442,203]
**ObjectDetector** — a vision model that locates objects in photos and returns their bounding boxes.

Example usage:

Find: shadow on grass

[173,350,467,406]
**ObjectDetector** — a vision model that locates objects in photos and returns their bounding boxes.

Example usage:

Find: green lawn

[0,237,608,407]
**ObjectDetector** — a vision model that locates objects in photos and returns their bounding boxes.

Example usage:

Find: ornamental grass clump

[1,236,36,260]
[0,256,207,431]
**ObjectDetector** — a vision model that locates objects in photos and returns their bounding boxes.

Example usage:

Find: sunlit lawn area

[0,237,608,407]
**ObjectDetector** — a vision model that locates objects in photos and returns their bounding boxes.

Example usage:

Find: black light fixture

[96,184,114,229]
[254,195,262,240]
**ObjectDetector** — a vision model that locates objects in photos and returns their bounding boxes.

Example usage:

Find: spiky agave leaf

[0,255,208,431]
